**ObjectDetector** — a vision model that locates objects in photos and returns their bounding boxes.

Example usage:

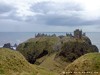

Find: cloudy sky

[0,0,100,32]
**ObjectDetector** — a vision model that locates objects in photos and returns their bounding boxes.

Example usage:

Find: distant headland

[0,29,100,75]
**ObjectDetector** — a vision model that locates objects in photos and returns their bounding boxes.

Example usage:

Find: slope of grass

[37,53,70,74]
[0,48,37,75]
[65,53,100,75]
[0,48,58,75]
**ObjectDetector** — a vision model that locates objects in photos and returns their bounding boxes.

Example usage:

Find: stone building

[74,29,82,39]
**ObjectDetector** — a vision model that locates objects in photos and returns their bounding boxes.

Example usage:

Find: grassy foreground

[0,48,58,75]
[65,53,100,75]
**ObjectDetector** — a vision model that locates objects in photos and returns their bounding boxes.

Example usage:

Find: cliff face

[55,41,98,62]
[17,36,61,64]
[17,35,98,64]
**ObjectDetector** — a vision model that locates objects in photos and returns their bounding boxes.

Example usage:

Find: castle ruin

[74,29,82,39]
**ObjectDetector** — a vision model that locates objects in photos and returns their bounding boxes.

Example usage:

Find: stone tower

[74,29,82,39]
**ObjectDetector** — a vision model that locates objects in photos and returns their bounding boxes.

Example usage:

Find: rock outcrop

[17,36,61,64]
[55,41,98,62]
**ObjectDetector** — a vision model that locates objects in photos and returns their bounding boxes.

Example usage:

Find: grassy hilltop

[0,48,100,75]
[65,53,100,75]
[0,48,58,75]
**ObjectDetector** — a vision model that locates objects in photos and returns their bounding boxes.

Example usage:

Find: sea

[0,32,100,51]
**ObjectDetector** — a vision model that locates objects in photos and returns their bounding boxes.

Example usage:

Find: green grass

[34,65,58,75]
[0,48,37,75]
[65,53,100,75]
[0,48,58,75]
[37,53,70,74]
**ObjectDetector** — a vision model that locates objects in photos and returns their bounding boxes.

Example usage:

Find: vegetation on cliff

[17,34,98,64]
[56,41,98,62]
[17,36,61,64]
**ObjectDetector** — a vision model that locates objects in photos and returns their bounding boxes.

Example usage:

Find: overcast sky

[0,0,100,32]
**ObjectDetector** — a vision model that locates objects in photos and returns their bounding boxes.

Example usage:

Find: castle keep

[74,29,82,39]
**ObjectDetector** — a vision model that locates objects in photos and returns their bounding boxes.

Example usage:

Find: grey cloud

[38,14,82,26]
[28,1,89,26]
[27,1,84,26]
[0,3,18,21]
[0,1,84,25]
[28,1,100,26]
[0,1,100,28]
[27,13,100,26]
[31,1,82,14]
[0,11,21,21]
[0,19,31,32]
[0,3,13,14]
[42,15,100,26]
